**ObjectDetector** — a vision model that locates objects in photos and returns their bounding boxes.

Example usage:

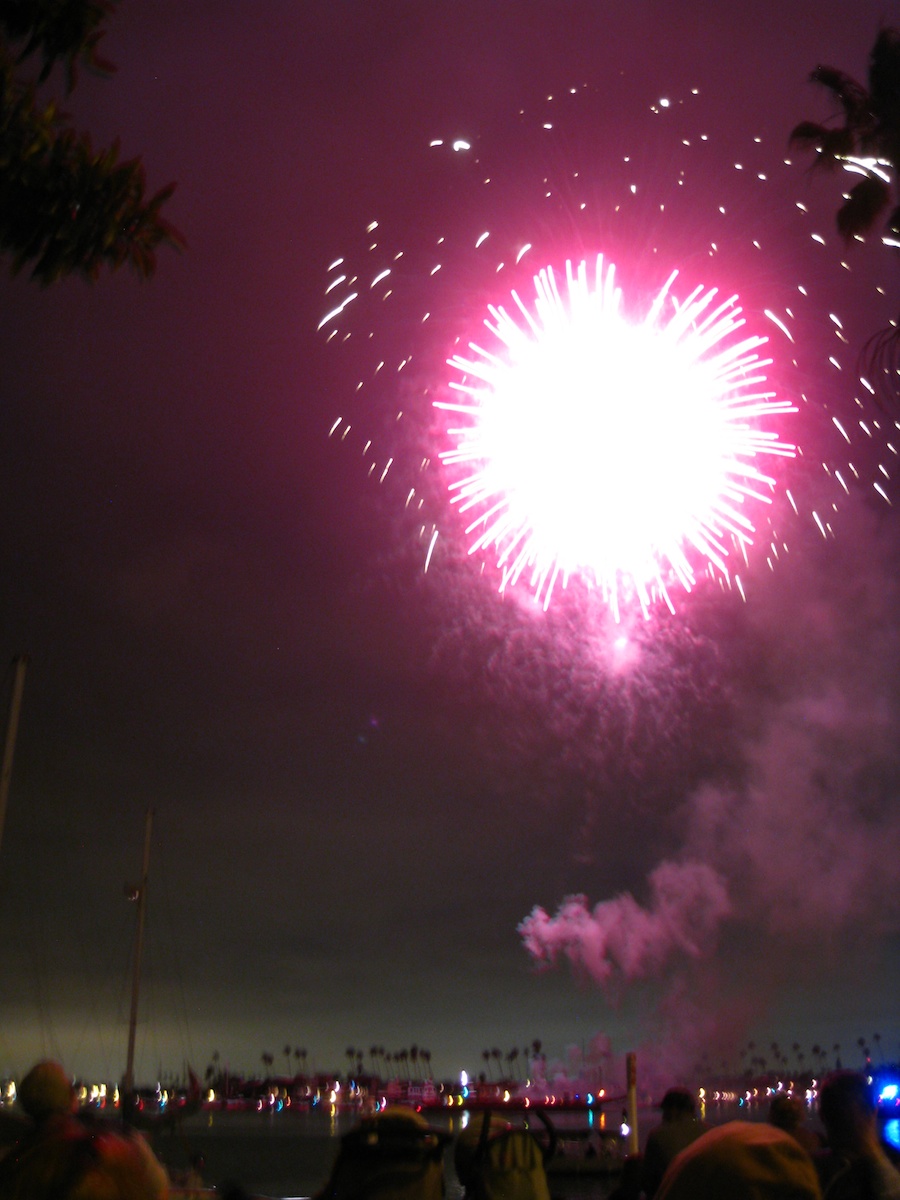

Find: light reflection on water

[152,1105,900,1199]
[153,1107,626,1200]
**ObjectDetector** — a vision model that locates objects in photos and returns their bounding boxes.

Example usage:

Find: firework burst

[439,255,796,617]
[320,82,898,619]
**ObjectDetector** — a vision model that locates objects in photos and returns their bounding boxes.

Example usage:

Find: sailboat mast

[0,655,27,860]
[124,807,153,1098]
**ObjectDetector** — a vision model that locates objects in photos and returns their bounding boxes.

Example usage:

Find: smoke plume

[519,860,731,988]
[517,496,900,1072]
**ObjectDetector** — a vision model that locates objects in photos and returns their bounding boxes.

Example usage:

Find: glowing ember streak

[318,291,358,331]
[437,255,796,617]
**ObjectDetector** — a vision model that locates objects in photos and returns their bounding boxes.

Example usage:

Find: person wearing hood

[639,1087,707,1199]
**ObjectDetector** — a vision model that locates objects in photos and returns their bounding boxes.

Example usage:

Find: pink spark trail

[438,256,796,618]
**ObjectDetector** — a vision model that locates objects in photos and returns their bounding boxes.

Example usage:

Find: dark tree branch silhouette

[0,0,184,283]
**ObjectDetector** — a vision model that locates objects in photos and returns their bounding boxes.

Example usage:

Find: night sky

[1,1,899,1093]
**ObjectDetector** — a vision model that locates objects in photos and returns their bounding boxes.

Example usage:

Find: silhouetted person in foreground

[607,1153,643,1200]
[316,1106,448,1200]
[655,1120,822,1200]
[816,1070,900,1200]
[0,1060,169,1200]
[639,1087,707,1199]
[0,1060,68,1159]
[769,1092,823,1156]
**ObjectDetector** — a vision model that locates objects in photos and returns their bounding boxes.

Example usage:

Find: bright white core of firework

[437,255,796,617]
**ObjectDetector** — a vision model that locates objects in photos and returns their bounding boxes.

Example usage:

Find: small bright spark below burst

[437,255,796,618]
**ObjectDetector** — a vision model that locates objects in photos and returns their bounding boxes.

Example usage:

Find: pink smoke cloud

[518,860,731,990]
[516,501,900,1077]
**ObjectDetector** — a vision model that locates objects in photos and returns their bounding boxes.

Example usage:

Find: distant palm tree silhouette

[791,28,900,406]
[791,30,900,240]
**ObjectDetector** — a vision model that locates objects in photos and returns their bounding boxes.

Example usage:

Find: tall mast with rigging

[124,807,153,1102]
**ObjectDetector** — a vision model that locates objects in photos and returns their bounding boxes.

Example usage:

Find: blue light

[884,1118,900,1152]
